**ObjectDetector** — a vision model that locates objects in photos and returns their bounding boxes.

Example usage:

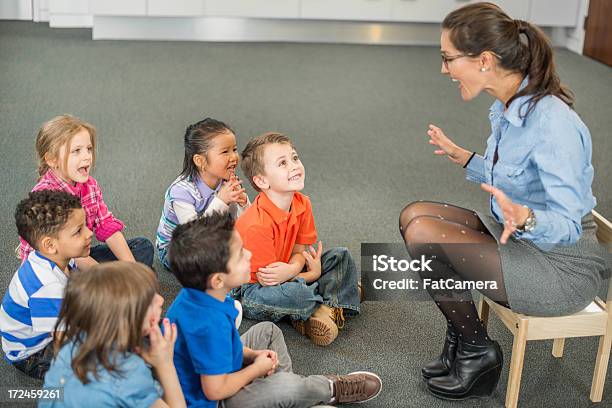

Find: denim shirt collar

[489,76,530,128]
[182,288,238,321]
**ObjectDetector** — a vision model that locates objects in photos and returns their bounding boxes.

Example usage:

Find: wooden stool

[478,210,612,408]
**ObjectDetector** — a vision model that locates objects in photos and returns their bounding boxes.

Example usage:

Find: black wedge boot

[426,339,503,400]
[422,324,458,380]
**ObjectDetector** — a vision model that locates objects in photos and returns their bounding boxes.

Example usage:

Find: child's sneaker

[326,371,383,404]
[291,305,338,346]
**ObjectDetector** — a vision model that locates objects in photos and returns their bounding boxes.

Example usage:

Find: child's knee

[129,237,154,266]
[324,246,354,266]
[252,321,277,333]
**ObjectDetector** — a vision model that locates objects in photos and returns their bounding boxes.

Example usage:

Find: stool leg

[590,332,612,402]
[552,338,565,358]
[506,320,528,408]
[478,296,490,330]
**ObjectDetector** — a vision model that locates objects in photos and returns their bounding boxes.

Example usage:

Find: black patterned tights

[399,201,510,345]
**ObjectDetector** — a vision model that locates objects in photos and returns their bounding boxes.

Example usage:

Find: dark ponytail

[442,2,574,118]
[180,118,234,181]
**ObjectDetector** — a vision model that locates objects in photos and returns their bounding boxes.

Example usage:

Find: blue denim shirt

[39,341,163,407]
[466,77,596,248]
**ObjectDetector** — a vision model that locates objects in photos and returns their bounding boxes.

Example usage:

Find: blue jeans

[157,245,170,270]
[231,247,360,322]
[89,236,154,268]
[12,341,54,380]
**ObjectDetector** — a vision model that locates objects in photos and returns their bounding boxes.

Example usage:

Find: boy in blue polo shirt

[0,190,92,379]
[166,213,382,407]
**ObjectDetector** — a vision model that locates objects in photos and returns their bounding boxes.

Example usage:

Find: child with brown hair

[234,132,362,346]
[40,261,185,407]
[18,114,153,270]
[166,213,381,407]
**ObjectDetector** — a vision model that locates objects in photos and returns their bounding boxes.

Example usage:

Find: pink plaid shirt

[18,170,124,262]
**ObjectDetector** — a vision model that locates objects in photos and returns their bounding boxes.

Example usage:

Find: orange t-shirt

[235,192,318,283]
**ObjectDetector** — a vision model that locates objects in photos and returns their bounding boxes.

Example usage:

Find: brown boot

[326,371,383,404]
[312,303,346,330]
[291,305,338,346]
[358,280,365,303]
[330,307,345,330]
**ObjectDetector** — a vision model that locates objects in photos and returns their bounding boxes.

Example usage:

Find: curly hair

[15,190,82,249]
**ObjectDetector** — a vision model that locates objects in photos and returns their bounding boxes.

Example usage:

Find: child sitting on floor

[234,132,361,346]
[166,213,381,407]
[1,190,91,379]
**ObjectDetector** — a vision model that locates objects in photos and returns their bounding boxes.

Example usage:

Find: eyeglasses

[441,53,470,70]
[440,51,502,70]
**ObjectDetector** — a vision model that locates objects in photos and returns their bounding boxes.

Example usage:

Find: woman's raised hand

[480,183,530,244]
[427,124,471,166]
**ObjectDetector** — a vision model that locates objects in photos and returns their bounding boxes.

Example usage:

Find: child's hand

[257,262,298,286]
[217,179,246,205]
[250,350,278,376]
[137,318,177,370]
[253,352,275,377]
[302,241,323,277]
[236,192,248,207]
[229,173,249,207]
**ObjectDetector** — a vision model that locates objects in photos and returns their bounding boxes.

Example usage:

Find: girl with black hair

[155,118,250,271]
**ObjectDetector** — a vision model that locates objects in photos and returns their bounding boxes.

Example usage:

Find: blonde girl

[18,114,154,269]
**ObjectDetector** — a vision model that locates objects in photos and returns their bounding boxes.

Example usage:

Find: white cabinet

[529,0,580,26]
[49,0,88,14]
[473,0,530,20]
[91,0,146,16]
[205,0,300,19]
[392,0,468,23]
[0,0,32,19]
[148,0,204,17]
[392,0,530,23]
[301,0,392,21]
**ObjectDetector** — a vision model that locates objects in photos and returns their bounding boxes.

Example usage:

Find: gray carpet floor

[0,21,611,407]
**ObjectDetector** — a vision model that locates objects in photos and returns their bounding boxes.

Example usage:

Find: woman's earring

[480,67,487,72]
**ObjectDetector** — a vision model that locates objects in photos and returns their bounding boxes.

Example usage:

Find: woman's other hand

[480,183,530,244]
[428,124,472,166]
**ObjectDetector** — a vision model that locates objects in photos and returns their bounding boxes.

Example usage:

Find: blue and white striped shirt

[0,251,74,362]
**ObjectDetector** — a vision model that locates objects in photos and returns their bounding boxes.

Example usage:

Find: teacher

[399,2,609,402]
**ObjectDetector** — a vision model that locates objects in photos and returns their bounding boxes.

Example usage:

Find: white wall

[32,0,50,22]
[565,0,589,54]
[1,0,591,54]
[0,0,32,20]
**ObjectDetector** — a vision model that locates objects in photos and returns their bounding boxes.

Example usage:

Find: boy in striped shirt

[1,190,92,379]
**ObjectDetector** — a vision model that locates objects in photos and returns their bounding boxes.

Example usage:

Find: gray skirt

[477,212,610,317]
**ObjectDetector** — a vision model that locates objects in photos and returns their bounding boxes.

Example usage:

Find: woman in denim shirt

[398,3,609,402]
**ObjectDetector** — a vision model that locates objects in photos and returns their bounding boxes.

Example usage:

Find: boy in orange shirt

[234,132,361,346]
